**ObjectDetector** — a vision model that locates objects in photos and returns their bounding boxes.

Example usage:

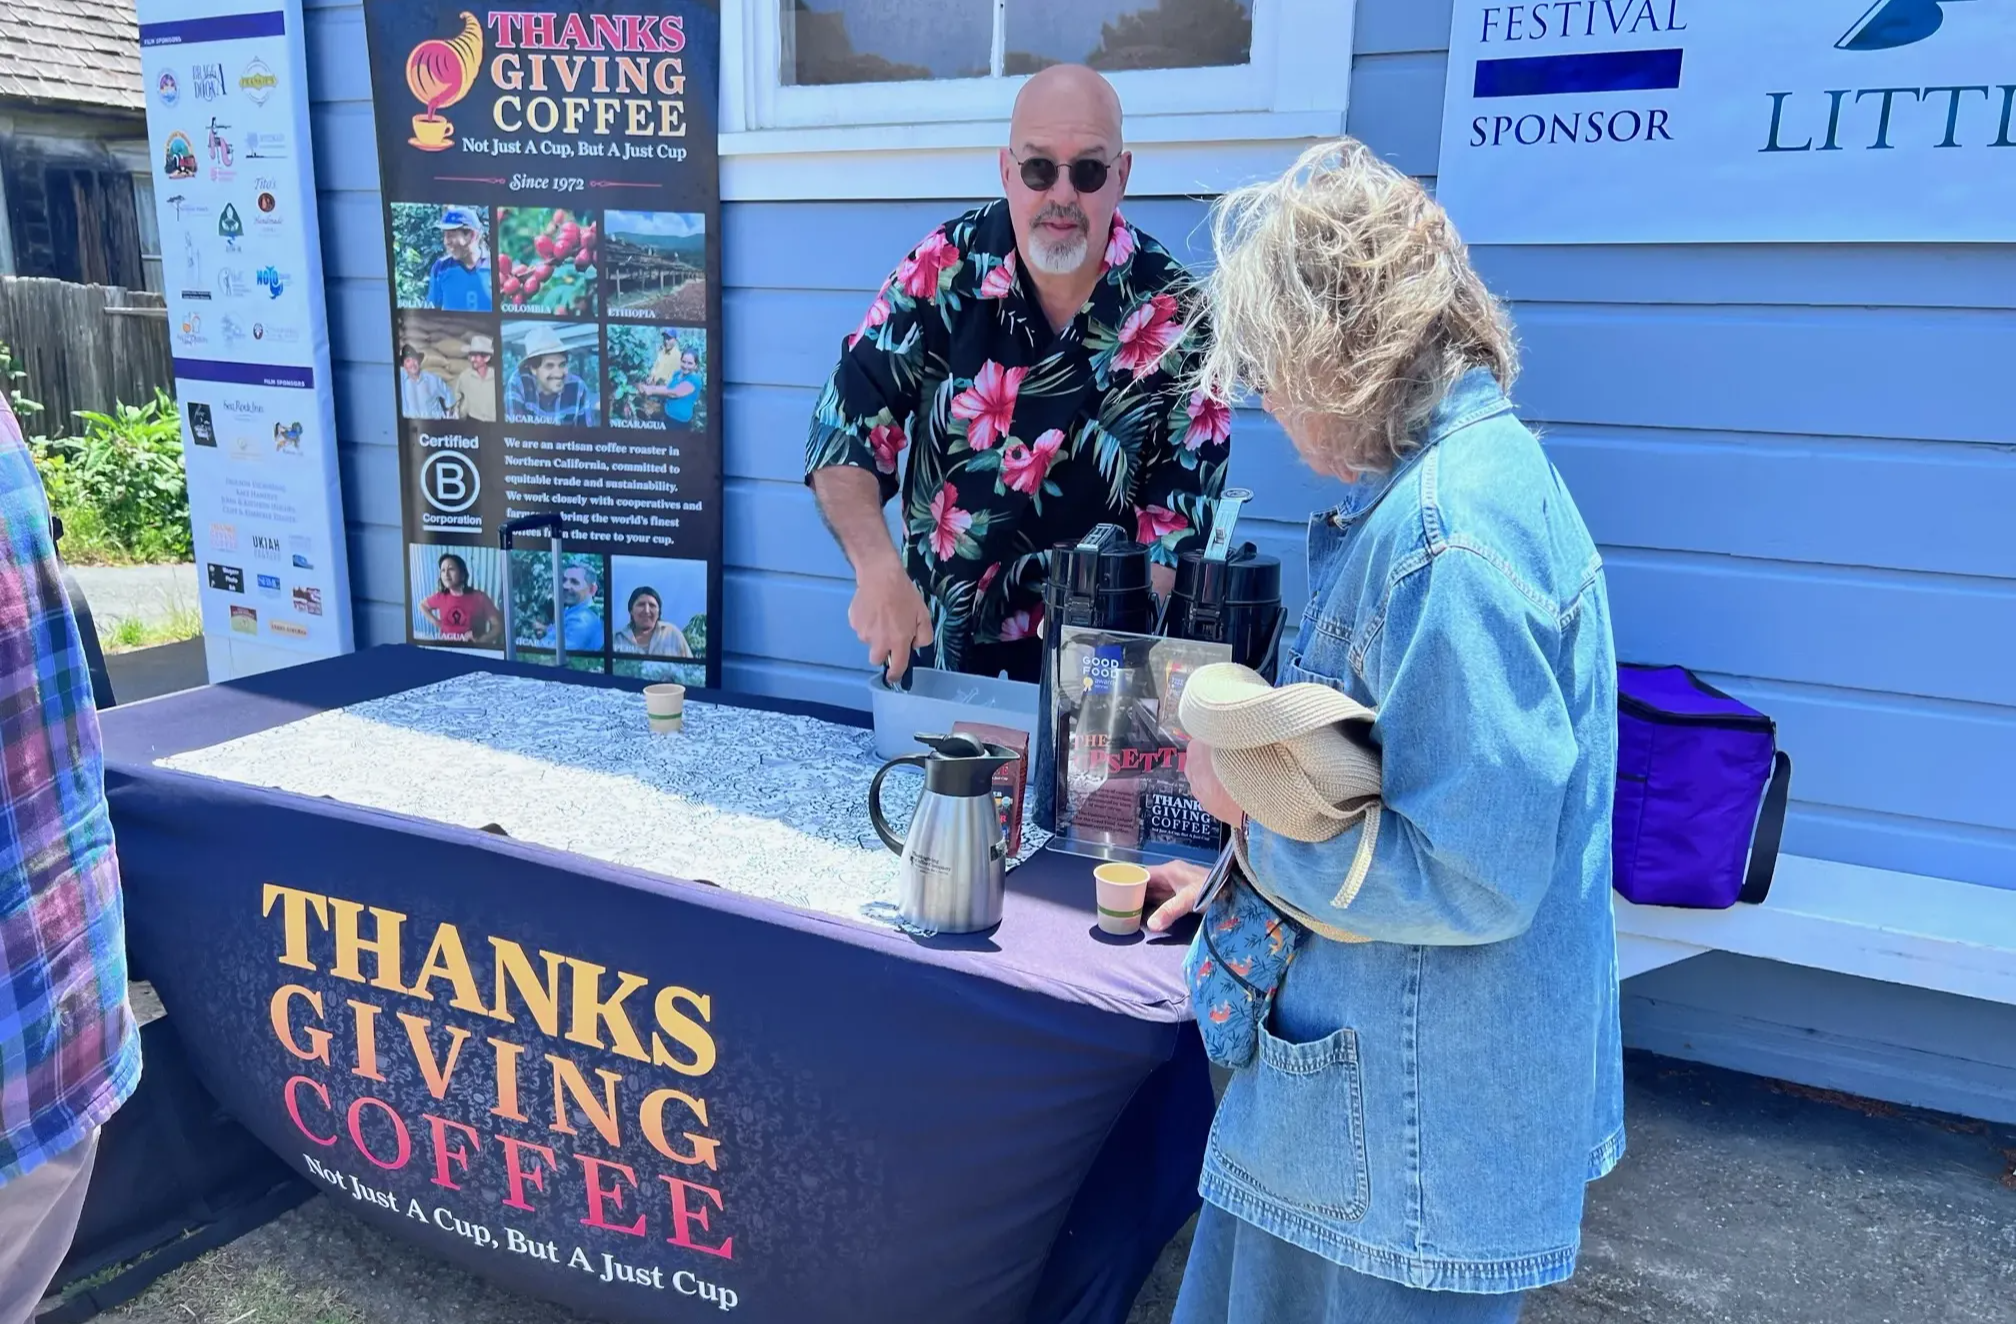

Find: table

[102,646,1213,1323]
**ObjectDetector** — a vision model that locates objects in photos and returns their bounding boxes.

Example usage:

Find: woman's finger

[1147,884,1202,932]
[1143,860,1202,908]
[1146,860,1208,890]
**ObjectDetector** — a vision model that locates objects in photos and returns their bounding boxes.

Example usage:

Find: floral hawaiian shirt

[805,200,1232,672]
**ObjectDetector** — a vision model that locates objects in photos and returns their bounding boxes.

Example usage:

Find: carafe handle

[1257,602,1288,683]
[867,755,930,854]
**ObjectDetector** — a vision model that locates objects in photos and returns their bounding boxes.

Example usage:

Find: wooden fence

[0,277,173,436]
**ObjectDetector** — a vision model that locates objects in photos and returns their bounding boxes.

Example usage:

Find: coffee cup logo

[406,12,484,151]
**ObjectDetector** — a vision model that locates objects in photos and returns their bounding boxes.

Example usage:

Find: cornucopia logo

[406,11,485,150]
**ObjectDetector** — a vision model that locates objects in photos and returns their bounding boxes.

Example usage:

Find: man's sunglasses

[1015,154,1112,194]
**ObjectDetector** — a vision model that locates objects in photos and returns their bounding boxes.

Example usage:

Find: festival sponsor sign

[1435,0,2016,242]
[139,0,355,677]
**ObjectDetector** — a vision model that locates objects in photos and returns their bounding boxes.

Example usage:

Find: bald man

[805,65,1232,684]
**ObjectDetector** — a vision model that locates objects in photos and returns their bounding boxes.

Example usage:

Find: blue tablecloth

[102,646,1211,1323]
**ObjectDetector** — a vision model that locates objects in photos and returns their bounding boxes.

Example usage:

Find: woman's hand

[1184,738,1243,826]
[1144,860,1209,933]
[1137,742,1244,932]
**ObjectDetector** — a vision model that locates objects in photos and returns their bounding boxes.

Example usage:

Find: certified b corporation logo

[405,11,484,151]
[422,451,481,513]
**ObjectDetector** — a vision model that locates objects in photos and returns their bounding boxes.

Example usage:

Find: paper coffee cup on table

[1094,862,1149,936]
[645,683,685,733]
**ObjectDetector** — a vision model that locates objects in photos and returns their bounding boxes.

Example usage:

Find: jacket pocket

[1206,1024,1370,1222]
[1278,646,1351,694]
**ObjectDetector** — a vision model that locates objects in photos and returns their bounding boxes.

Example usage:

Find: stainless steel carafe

[868,733,1019,934]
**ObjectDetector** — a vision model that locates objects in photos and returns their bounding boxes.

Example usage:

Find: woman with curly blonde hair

[1145,139,1625,1323]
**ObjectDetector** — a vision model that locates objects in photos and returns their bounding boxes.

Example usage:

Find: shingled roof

[0,0,144,113]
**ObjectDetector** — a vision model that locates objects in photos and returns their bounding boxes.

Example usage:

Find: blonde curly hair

[1195,138,1518,475]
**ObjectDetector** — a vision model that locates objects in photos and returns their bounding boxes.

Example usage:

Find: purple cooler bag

[1614,664,1793,909]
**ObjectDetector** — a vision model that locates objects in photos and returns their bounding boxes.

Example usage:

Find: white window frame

[717,0,1355,200]
[758,0,1279,127]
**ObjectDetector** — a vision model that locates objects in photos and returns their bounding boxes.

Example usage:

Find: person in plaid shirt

[0,389,140,1320]
[505,323,599,427]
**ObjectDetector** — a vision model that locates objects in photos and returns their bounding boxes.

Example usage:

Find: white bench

[1613,855,2016,1008]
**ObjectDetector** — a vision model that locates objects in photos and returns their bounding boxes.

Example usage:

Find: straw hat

[1178,663,1382,844]
[519,324,569,361]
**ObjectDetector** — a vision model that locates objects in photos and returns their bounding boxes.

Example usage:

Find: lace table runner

[157,673,1046,929]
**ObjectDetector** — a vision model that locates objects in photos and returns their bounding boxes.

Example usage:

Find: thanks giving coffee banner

[262,883,738,1306]
[363,0,722,687]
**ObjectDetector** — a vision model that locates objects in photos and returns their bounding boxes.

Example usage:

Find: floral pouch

[1183,853,1307,1070]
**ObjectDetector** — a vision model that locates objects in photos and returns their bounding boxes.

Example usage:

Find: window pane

[131,173,165,293]
[783,0,995,86]
[132,173,160,255]
[1005,0,1252,74]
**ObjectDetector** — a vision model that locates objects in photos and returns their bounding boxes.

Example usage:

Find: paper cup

[645,683,685,733]
[1094,862,1150,936]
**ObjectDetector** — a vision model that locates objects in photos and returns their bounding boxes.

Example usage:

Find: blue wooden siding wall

[305,0,2016,1110]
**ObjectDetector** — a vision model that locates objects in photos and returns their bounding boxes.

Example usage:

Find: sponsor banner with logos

[139,0,354,678]
[359,0,723,691]
[1435,0,2016,243]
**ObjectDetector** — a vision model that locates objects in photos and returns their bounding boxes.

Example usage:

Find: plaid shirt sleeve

[505,373,598,427]
[0,391,140,1185]
[563,375,596,427]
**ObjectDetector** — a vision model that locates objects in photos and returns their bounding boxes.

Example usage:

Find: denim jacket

[1199,368,1625,1293]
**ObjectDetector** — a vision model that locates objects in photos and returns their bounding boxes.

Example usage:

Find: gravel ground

[81,1051,2016,1323]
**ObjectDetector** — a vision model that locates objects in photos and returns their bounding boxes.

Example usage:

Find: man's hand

[811,467,934,682]
[1184,738,1243,826]
[1145,860,1209,933]
[851,564,934,684]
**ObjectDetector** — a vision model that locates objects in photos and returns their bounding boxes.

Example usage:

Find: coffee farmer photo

[398,342,454,420]
[426,206,492,312]
[640,329,701,429]
[804,64,1232,685]
[539,561,606,653]
[455,333,498,423]
[507,324,598,427]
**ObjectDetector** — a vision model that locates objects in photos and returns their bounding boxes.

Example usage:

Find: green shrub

[102,603,203,653]
[0,339,43,431]
[32,390,192,564]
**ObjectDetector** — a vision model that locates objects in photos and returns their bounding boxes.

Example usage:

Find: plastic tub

[868,667,1041,759]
